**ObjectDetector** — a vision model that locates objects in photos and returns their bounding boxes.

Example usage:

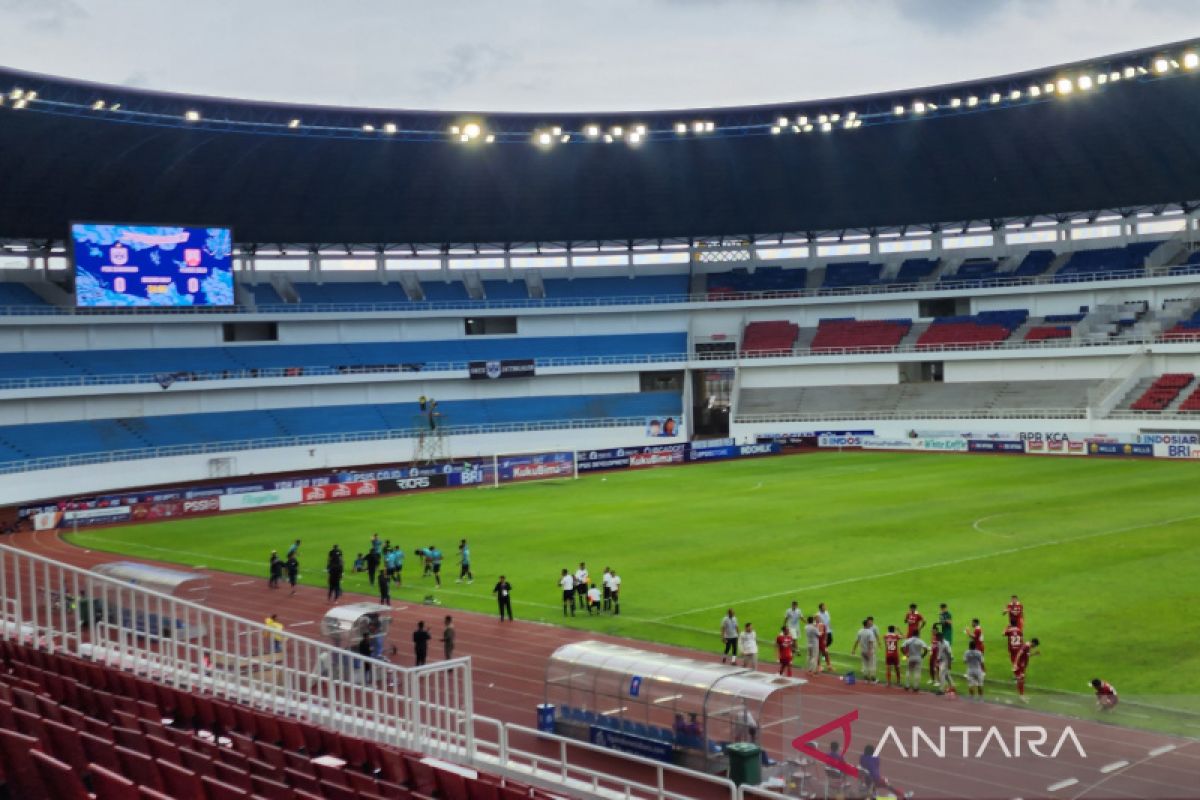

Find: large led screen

[72,223,234,307]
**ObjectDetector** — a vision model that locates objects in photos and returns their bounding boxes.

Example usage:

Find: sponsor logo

[485,360,502,379]
[631,451,683,467]
[513,463,573,478]
[819,435,862,448]
[184,248,202,267]
[182,497,220,514]
[737,443,776,456]
[393,477,431,490]
[109,244,128,266]
[1137,432,1200,445]
[331,484,352,498]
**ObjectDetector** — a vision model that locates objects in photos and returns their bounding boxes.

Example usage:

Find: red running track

[12,528,1198,800]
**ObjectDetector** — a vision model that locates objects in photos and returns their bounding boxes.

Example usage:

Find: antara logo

[791,710,1087,777]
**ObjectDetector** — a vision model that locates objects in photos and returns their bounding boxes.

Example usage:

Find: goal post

[486,450,579,488]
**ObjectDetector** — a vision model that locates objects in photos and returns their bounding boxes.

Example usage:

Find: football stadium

[0,6,1198,799]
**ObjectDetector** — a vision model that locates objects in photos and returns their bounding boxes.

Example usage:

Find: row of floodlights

[3,51,1196,140]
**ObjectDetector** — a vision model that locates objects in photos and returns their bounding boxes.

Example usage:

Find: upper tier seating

[1011,249,1056,277]
[0,333,687,384]
[821,262,882,289]
[481,279,530,300]
[544,275,689,300]
[1054,242,1159,282]
[1024,325,1072,341]
[892,258,939,284]
[916,309,1028,348]
[741,321,799,355]
[941,260,999,284]
[0,639,556,800]
[418,281,470,302]
[0,391,683,463]
[248,284,284,306]
[810,318,911,352]
[0,283,47,307]
[706,267,807,298]
[739,380,1096,418]
[1161,308,1200,340]
[1130,373,1195,411]
[293,282,411,305]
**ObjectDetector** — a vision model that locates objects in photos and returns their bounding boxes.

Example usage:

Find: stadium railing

[1,264,1197,317]
[0,544,778,800]
[0,333,1180,392]
[735,407,1088,423]
[0,416,652,475]
[0,543,474,760]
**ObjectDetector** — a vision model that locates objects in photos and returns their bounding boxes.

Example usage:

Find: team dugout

[544,640,804,773]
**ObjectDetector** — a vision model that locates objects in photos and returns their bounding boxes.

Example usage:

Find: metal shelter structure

[545,640,805,774]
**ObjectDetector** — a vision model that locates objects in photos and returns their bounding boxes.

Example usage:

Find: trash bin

[726,742,762,786]
[536,703,556,733]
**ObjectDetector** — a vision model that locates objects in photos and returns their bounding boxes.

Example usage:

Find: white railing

[1087,347,1152,419]
[0,416,651,476]
[736,407,1088,423]
[0,543,473,760]
[3,263,1200,318]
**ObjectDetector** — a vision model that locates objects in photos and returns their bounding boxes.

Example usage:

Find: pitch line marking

[1047,778,1078,792]
[972,513,1017,537]
[1149,744,1177,757]
[1099,761,1128,774]
[658,512,1200,621]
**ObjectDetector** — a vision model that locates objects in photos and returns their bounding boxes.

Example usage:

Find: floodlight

[777,116,788,127]
[820,122,832,132]
[460,134,469,142]
[989,92,1001,104]
[485,134,495,143]
[771,126,781,134]
[847,111,857,120]
[25,92,36,101]
[675,122,687,134]
[603,134,613,143]
[830,113,841,122]
[912,101,926,114]
[612,126,624,137]
[817,114,828,124]
[1077,75,1093,91]
[362,124,375,132]
[1029,86,1041,97]
[185,110,201,121]
[791,125,800,133]
[949,98,962,108]
[1109,71,1121,81]
[13,99,26,109]
[110,104,120,111]
[629,131,641,144]
[893,105,905,115]
[552,126,562,136]
[1154,58,1170,73]
[803,124,814,133]
[796,115,808,126]
[560,134,570,143]
[383,122,397,134]
[1096,74,1107,85]
[288,118,300,128]
[8,88,22,100]
[463,122,482,138]
[1009,90,1021,100]
[450,125,461,135]
[693,121,704,133]
[966,96,979,107]
[92,100,105,110]
[537,132,552,146]
[1184,52,1199,70]
[1056,78,1073,94]
[1124,66,1136,78]
[634,124,646,136]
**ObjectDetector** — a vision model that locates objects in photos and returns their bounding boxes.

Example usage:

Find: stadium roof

[2,39,1200,248]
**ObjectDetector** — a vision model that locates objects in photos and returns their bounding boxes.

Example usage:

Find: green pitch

[66,452,1200,735]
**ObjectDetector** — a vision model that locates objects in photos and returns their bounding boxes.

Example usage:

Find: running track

[13,529,1198,800]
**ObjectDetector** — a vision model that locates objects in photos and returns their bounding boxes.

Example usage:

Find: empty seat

[31,751,91,800]
[90,763,140,800]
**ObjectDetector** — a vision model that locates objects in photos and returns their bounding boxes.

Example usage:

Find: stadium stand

[480,280,530,301]
[0,639,552,800]
[543,275,690,300]
[418,281,470,302]
[738,380,1096,418]
[821,262,882,290]
[916,309,1028,348]
[0,333,688,384]
[809,318,912,352]
[1053,242,1159,282]
[292,283,411,305]
[891,258,939,284]
[1160,308,1200,340]
[705,267,807,298]
[740,320,799,355]
[0,283,46,308]
[940,259,999,285]
[0,391,682,463]
[249,284,285,306]
[1129,373,1195,411]
[1010,249,1056,278]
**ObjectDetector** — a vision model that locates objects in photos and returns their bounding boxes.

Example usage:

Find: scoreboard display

[72,223,234,307]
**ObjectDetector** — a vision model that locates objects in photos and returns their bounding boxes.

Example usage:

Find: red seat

[405,755,439,796]
[30,750,90,800]
[86,715,115,740]
[348,770,380,794]
[434,766,471,800]
[283,749,315,775]
[256,740,288,769]
[13,706,51,749]
[81,730,123,773]
[173,689,198,728]
[116,743,165,792]
[114,725,147,751]
[256,712,282,746]
[146,733,182,765]
[212,699,238,735]
[214,759,254,791]
[0,728,48,800]
[251,773,297,800]
[35,693,64,723]
[228,731,258,759]
[138,788,175,800]
[277,717,307,753]
[283,766,322,793]
[89,763,140,800]
[156,758,206,800]
[44,718,90,772]
[299,722,323,755]
[179,746,214,776]
[201,774,252,800]
[233,704,259,738]
[339,734,368,769]
[319,780,357,800]
[467,778,502,800]
[315,760,348,786]
[377,747,410,785]
[215,746,249,769]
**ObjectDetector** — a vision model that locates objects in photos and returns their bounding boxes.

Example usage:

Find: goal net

[483,450,578,488]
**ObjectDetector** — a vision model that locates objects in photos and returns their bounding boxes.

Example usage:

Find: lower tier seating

[810,319,911,352]
[0,639,551,800]
[741,320,799,355]
[1130,373,1195,411]
[0,391,683,464]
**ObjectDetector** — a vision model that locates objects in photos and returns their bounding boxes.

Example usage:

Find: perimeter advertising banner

[498,451,575,481]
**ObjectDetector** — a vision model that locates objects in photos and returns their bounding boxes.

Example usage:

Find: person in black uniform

[413,621,431,666]
[365,547,381,586]
[326,545,344,602]
[268,551,283,589]
[285,554,299,595]
[493,575,514,621]
[378,572,391,606]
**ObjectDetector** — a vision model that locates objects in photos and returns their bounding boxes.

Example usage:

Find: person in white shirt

[601,567,614,612]
[558,569,576,617]
[901,635,929,693]
[609,569,622,615]
[817,602,833,648]
[720,610,739,663]
[739,623,759,670]
[574,562,589,610]
[586,585,601,615]
[851,619,878,683]
[783,601,802,648]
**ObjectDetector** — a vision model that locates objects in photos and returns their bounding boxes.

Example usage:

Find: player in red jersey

[775,626,795,677]
[816,618,832,672]
[928,623,943,685]
[964,617,985,656]
[1003,594,1024,632]
[904,603,925,638]
[1012,638,1039,701]
[1003,623,1023,665]
[1090,678,1118,711]
[883,625,902,687]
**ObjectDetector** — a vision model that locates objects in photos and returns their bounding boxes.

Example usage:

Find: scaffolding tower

[412,412,448,465]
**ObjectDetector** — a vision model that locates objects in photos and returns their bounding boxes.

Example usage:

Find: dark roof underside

[2,75,1200,244]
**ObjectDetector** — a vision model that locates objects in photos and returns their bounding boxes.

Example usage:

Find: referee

[493,575,513,621]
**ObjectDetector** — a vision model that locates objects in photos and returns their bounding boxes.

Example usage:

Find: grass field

[66,451,1200,732]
